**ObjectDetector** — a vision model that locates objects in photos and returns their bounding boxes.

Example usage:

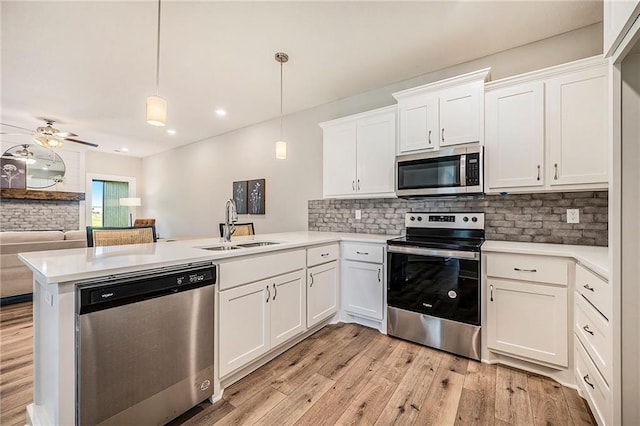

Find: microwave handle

[460,154,466,187]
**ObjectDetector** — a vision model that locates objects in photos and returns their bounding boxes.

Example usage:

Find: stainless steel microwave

[395,146,483,197]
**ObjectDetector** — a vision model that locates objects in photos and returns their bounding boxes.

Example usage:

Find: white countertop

[482,240,609,279]
[18,231,394,284]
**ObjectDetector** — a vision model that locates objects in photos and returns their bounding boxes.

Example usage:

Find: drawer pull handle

[583,325,594,336]
[356,251,369,255]
[536,165,540,181]
[441,128,445,143]
[583,284,595,292]
[309,272,314,287]
[378,268,381,282]
[320,253,330,257]
[352,180,355,191]
[554,163,559,180]
[272,283,277,301]
[490,285,494,302]
[583,374,595,389]
[514,267,537,272]
[357,179,360,190]
[428,130,432,145]
[266,285,270,303]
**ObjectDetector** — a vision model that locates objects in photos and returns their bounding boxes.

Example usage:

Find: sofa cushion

[0,231,64,244]
[64,230,86,241]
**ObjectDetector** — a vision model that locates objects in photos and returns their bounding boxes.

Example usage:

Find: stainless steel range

[387,212,484,360]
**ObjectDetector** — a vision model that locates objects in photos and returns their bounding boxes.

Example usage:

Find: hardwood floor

[0,301,596,426]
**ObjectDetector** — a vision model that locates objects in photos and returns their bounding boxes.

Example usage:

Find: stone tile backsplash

[308,191,608,246]
[1,199,80,232]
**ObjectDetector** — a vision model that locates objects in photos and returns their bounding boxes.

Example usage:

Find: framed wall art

[232,180,248,214]
[248,178,265,215]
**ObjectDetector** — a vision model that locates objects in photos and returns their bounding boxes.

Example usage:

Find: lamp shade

[119,197,141,207]
[146,95,167,126]
[275,140,287,160]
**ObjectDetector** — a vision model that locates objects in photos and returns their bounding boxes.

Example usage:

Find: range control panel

[405,212,485,230]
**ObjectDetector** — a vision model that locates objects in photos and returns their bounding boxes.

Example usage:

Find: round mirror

[1,144,65,189]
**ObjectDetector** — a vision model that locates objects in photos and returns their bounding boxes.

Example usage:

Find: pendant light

[146,0,167,126]
[275,52,289,159]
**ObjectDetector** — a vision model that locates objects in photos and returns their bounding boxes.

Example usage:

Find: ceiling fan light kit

[275,51,289,160]
[146,0,167,127]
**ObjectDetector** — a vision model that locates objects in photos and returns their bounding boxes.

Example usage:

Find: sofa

[0,230,87,304]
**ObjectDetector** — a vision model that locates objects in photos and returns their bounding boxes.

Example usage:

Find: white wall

[143,23,603,238]
[85,151,144,195]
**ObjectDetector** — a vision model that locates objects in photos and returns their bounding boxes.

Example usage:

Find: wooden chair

[86,226,157,247]
[218,222,255,237]
[133,218,156,227]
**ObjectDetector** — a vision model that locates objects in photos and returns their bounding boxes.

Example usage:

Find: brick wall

[308,191,608,246]
[1,199,80,231]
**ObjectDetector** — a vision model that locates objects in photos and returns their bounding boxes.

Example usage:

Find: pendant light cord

[155,0,162,95]
[280,59,283,139]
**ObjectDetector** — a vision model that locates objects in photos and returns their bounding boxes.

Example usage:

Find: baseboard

[0,293,32,306]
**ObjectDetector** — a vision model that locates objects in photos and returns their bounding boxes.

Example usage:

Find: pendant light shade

[147,0,167,126]
[275,52,289,160]
[146,95,167,126]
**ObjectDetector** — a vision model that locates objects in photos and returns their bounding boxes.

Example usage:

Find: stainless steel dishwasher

[75,261,216,426]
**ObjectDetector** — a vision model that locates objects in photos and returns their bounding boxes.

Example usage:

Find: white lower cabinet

[307,261,339,328]
[575,336,611,426]
[219,270,306,377]
[342,260,384,320]
[487,279,568,367]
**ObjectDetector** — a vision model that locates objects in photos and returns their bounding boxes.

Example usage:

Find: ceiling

[1,1,602,158]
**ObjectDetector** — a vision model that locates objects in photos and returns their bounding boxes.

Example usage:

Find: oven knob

[471,217,478,223]
[417,216,423,221]
[410,216,416,221]
[463,216,469,222]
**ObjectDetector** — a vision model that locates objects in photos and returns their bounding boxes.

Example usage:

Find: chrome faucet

[222,198,238,242]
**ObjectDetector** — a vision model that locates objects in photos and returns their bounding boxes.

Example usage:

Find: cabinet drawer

[486,253,569,285]
[342,242,384,264]
[575,336,611,426]
[307,244,339,267]
[575,293,612,385]
[218,250,305,290]
[576,264,611,320]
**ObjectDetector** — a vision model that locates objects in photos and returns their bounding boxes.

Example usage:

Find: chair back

[218,222,255,237]
[86,226,157,247]
[133,218,156,226]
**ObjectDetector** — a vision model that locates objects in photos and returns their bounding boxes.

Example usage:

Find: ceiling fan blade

[54,131,77,138]
[0,123,34,133]
[0,132,32,136]
[64,137,99,148]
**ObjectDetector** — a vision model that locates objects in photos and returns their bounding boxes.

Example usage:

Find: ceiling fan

[0,119,98,148]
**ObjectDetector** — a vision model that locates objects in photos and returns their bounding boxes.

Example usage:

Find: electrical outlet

[355,209,362,220]
[567,209,580,224]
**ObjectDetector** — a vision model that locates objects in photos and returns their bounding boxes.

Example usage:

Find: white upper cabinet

[604,0,640,57]
[547,66,609,187]
[393,68,490,155]
[320,106,396,199]
[486,82,545,189]
[485,56,609,194]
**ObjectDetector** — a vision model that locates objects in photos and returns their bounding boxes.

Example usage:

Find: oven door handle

[387,245,479,260]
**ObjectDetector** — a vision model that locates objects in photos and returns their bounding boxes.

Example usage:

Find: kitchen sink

[201,245,242,251]
[236,241,280,248]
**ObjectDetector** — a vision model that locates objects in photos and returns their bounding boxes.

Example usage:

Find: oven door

[387,245,480,325]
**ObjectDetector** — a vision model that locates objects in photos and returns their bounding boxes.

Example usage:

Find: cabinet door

[487,279,568,367]
[270,270,306,348]
[356,110,396,195]
[398,95,438,153]
[323,121,357,197]
[486,82,545,190]
[219,280,270,377]
[439,82,483,146]
[342,260,384,320]
[547,66,608,186]
[307,261,338,328]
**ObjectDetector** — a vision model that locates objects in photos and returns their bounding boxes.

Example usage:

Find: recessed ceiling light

[215,109,227,117]
[167,129,176,135]
[120,147,129,152]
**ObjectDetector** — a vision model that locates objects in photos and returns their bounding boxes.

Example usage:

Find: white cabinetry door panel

[307,261,338,328]
[323,122,357,197]
[343,260,384,320]
[271,270,306,348]
[575,294,612,384]
[486,82,545,189]
[439,83,482,146]
[356,111,396,195]
[399,96,438,153]
[219,280,270,377]
[547,66,608,186]
[487,279,568,367]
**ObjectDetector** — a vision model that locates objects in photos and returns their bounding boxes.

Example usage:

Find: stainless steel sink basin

[201,245,242,251]
[236,241,280,248]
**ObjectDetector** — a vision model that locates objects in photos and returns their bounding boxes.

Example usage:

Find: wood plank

[529,389,573,426]
[315,326,377,380]
[441,352,470,375]
[375,346,442,425]
[214,386,286,425]
[494,365,534,425]
[254,373,335,426]
[376,339,421,384]
[335,375,397,425]
[0,188,85,201]
[414,364,466,425]
[455,361,497,425]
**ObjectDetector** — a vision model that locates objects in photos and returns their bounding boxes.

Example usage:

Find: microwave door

[396,155,464,196]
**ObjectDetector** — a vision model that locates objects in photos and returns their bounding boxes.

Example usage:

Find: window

[91,180,129,227]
